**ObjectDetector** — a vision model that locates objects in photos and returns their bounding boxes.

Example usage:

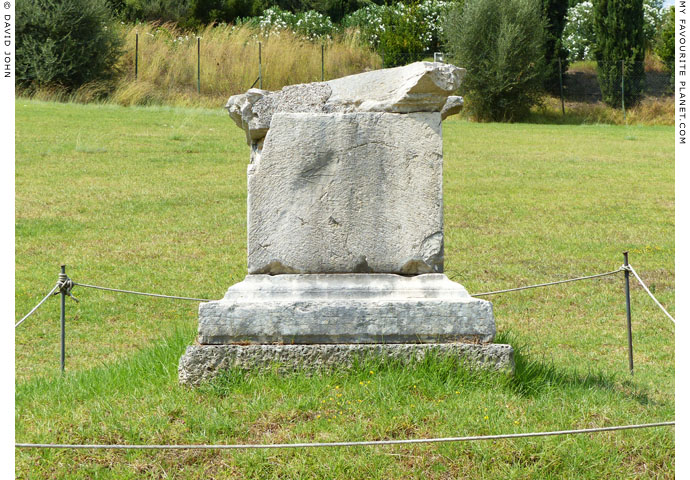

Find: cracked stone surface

[226,83,332,145]
[248,111,443,275]
[197,274,495,345]
[225,61,465,146]
[179,343,514,386]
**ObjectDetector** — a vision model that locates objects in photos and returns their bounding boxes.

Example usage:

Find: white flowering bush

[344,0,452,63]
[343,4,385,46]
[252,1,453,55]
[295,10,335,41]
[257,7,334,40]
[563,1,595,62]
[258,7,296,35]
[564,0,664,62]
[417,0,452,47]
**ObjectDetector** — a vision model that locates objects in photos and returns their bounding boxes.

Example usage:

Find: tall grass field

[19,22,675,126]
[24,23,381,108]
[15,100,674,478]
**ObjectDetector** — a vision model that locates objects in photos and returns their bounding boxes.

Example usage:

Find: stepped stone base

[197,273,496,345]
[178,343,514,386]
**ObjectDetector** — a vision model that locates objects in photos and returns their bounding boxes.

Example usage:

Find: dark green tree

[656,6,674,81]
[303,0,371,23]
[186,0,258,25]
[121,0,191,23]
[443,0,546,122]
[593,0,646,107]
[16,0,124,90]
[542,0,569,94]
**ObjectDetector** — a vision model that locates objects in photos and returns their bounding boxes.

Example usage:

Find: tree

[542,0,569,93]
[642,0,664,48]
[121,0,191,23]
[593,0,646,107]
[656,6,674,81]
[443,0,546,122]
[16,0,124,90]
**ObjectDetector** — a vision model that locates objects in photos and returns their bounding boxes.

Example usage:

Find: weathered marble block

[197,273,495,345]
[247,112,444,275]
[177,62,514,384]
[179,343,515,386]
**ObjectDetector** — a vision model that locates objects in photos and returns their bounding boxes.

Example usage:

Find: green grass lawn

[15,100,674,478]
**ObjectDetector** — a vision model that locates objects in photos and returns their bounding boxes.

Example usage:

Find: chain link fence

[563,61,673,104]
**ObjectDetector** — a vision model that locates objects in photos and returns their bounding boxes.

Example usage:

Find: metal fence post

[558,57,565,116]
[321,43,325,82]
[60,265,66,374]
[197,37,201,94]
[621,60,626,123]
[135,33,138,81]
[623,252,634,376]
[259,42,263,89]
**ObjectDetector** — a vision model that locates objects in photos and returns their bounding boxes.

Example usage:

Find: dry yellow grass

[21,23,381,108]
[110,23,380,107]
[528,95,674,126]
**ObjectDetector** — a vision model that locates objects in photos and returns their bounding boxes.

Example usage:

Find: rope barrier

[56,272,78,302]
[15,262,672,326]
[15,284,59,328]
[471,268,624,297]
[72,283,212,302]
[625,265,675,324]
[15,421,674,450]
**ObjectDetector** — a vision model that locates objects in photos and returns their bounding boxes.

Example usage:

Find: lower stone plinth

[198,273,495,345]
[178,343,514,386]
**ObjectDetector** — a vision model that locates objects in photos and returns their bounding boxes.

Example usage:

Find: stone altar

[179,62,513,385]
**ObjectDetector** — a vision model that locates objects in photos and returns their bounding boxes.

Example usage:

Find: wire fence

[126,31,672,112]
[16,259,675,329]
[471,268,624,297]
[14,254,675,452]
[15,421,675,451]
[563,60,672,102]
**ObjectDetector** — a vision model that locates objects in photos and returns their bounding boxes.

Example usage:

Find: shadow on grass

[199,331,652,407]
[496,331,651,405]
[17,325,652,410]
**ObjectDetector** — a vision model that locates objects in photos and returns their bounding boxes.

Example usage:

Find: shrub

[256,6,334,40]
[257,6,298,32]
[642,0,664,47]
[655,6,674,76]
[185,0,258,26]
[563,1,596,62]
[377,2,427,67]
[302,0,369,23]
[16,0,124,90]
[344,0,453,66]
[343,3,385,47]
[443,0,546,121]
[294,10,335,40]
[593,0,646,107]
[563,0,662,63]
